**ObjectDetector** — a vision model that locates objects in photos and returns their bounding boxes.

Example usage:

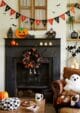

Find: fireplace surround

[5,38,60,102]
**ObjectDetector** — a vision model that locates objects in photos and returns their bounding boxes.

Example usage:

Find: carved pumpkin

[15,28,29,38]
[0,91,9,100]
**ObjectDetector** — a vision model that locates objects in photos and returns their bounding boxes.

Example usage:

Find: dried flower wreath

[22,48,41,74]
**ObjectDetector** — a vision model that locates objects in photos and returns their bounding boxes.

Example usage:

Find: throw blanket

[56,90,80,108]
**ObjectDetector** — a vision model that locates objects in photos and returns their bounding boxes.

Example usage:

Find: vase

[71,30,78,39]
[67,56,79,69]
[7,27,13,38]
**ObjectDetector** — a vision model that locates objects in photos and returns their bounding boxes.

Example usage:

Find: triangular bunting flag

[70,6,75,14]
[54,17,59,23]
[0,0,6,7]
[60,14,65,20]
[5,5,11,12]
[21,15,27,22]
[42,20,47,26]
[30,18,35,25]
[66,11,70,16]
[75,3,80,9]
[48,18,54,25]
[16,12,21,19]
[35,20,41,25]
[74,3,78,7]
[10,9,16,16]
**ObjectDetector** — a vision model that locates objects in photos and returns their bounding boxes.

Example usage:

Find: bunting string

[0,0,80,26]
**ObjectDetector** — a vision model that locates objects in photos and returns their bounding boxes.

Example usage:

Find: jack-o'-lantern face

[15,28,29,38]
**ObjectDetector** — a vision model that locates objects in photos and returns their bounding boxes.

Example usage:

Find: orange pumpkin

[0,91,9,100]
[11,40,16,46]
[15,27,29,38]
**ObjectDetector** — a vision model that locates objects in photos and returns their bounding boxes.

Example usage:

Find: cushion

[63,67,80,79]
[64,74,80,93]
[0,97,20,110]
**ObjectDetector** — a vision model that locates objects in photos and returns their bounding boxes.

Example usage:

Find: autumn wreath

[22,48,41,69]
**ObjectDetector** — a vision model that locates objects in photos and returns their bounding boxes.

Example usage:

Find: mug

[35,93,44,102]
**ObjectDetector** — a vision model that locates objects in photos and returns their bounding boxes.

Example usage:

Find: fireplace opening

[16,58,52,88]
[16,57,53,98]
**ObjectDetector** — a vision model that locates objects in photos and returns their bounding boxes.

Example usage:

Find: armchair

[52,67,80,113]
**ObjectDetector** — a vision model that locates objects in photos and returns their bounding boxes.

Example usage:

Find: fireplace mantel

[5,38,60,102]
[5,38,60,47]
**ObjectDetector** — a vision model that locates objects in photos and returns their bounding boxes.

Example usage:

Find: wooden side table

[36,99,45,113]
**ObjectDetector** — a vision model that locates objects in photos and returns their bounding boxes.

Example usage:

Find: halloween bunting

[0,0,80,26]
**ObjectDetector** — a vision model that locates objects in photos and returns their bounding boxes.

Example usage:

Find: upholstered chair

[52,67,80,113]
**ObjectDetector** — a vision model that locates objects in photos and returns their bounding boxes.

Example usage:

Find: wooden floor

[0,104,55,113]
[46,104,56,113]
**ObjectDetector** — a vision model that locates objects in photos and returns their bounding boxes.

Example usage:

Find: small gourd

[0,91,9,100]
[71,30,78,39]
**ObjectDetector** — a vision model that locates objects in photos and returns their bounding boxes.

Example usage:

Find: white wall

[47,0,67,79]
[0,39,5,91]
[0,0,67,90]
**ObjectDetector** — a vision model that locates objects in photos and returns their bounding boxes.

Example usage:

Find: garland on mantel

[0,0,80,26]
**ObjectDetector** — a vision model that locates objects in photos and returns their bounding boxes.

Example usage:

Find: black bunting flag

[66,11,70,16]
[30,18,35,25]
[5,5,11,12]
[1,0,80,24]
[75,3,80,9]
[42,20,47,26]
[16,12,21,19]
[54,17,59,23]
[75,3,79,7]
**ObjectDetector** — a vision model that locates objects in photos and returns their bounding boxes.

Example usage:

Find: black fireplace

[5,38,60,102]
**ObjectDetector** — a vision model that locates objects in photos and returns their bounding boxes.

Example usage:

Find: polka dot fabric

[0,97,20,110]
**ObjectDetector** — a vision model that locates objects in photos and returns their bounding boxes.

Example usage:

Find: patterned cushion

[0,97,20,110]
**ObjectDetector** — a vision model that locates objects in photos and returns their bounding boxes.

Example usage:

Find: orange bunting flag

[48,18,54,25]
[10,9,16,16]
[21,15,27,22]
[60,14,65,20]
[70,6,75,14]
[0,0,6,7]
[35,20,41,25]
